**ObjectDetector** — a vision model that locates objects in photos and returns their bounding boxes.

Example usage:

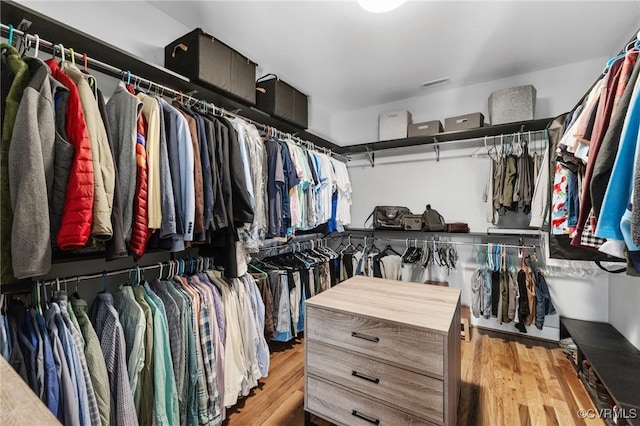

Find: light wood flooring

[223,328,603,426]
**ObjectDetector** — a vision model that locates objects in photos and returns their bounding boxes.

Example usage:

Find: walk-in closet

[1,1,639,425]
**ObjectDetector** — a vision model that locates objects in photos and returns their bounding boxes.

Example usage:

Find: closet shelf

[344,228,542,239]
[335,117,552,155]
[0,0,340,152]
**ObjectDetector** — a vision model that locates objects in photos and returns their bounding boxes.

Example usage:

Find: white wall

[609,274,640,350]
[332,56,608,145]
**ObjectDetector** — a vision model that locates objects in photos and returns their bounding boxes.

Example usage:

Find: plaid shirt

[90,293,139,426]
[177,277,210,424]
[191,276,221,424]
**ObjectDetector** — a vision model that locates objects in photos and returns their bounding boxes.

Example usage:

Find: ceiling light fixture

[420,77,450,89]
[358,0,406,13]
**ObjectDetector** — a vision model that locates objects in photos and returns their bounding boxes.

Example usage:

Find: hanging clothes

[7,56,55,279]
[1,44,30,284]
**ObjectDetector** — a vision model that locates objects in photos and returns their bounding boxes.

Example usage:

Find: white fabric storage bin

[379,111,412,141]
[488,85,536,125]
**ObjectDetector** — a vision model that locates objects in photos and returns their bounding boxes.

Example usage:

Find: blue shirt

[596,76,640,240]
[34,310,61,418]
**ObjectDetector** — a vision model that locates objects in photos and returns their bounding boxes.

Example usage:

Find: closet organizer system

[0,22,353,426]
[0,23,353,285]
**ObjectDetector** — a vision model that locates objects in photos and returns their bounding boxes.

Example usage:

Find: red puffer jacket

[128,108,150,259]
[46,59,94,250]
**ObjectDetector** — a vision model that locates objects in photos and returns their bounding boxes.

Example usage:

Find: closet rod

[22,257,213,290]
[0,23,348,162]
[350,235,538,250]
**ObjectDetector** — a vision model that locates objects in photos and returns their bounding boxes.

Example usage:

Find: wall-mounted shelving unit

[336,117,552,165]
[335,118,551,155]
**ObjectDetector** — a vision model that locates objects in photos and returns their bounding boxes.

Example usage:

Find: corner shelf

[335,118,552,155]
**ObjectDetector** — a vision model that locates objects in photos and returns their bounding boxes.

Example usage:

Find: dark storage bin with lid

[164,28,257,105]
[256,74,309,129]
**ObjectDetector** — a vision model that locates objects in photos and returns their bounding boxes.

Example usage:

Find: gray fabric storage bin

[408,120,443,137]
[444,112,484,131]
[488,85,536,125]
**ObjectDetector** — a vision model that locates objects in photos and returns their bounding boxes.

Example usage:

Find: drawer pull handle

[352,370,380,384]
[351,410,380,425]
[351,332,379,343]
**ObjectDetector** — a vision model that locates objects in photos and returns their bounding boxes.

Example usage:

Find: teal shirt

[143,284,179,426]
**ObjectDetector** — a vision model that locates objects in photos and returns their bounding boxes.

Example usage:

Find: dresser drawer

[306,305,444,377]
[306,340,444,424]
[306,375,435,426]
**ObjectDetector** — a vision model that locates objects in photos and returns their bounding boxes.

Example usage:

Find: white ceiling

[148,1,640,112]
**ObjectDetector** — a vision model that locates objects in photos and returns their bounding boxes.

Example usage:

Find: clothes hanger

[382,244,401,256]
[31,34,39,58]
[7,24,13,46]
[603,52,627,74]
[57,43,66,64]
[68,47,76,67]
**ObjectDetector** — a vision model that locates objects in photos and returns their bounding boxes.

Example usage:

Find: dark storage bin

[408,120,443,137]
[164,28,257,105]
[444,112,485,131]
[256,75,308,129]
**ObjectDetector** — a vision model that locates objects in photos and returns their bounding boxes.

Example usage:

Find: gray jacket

[107,82,141,241]
[8,57,55,279]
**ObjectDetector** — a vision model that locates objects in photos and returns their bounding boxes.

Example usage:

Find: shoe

[596,381,612,404]
[560,337,574,345]
[560,338,577,352]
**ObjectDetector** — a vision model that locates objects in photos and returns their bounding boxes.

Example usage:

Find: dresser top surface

[305,276,461,333]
